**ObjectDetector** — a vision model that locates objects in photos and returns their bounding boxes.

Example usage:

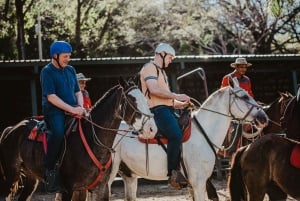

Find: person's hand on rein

[182,100,195,110]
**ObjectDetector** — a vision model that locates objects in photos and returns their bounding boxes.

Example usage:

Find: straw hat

[230,58,252,68]
[76,73,91,81]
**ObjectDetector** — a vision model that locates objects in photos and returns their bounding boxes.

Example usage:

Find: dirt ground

[31,178,297,201]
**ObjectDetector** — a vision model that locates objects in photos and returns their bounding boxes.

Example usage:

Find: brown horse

[229,134,300,201]
[227,91,295,201]
[281,94,300,140]
[263,91,294,135]
[220,91,293,157]
[0,78,157,201]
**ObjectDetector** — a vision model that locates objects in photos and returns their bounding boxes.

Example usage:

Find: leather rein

[194,89,259,158]
[75,85,152,190]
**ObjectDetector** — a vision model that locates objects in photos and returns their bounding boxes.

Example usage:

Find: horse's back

[241,134,292,166]
[230,134,299,201]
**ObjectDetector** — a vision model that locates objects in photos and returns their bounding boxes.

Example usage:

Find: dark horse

[263,91,294,135]
[229,134,300,201]
[220,91,293,157]
[224,91,294,201]
[0,78,157,201]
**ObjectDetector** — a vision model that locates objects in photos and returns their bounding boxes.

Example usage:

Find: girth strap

[78,119,112,190]
[193,117,217,159]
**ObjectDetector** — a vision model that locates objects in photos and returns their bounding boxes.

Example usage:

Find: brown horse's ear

[119,76,128,88]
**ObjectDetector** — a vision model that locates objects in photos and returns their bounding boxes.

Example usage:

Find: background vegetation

[0,0,299,60]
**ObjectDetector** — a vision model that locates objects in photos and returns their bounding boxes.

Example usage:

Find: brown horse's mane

[91,84,120,110]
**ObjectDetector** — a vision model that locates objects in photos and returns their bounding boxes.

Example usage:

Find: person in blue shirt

[40,41,85,193]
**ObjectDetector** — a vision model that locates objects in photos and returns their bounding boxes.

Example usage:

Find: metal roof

[1,54,300,67]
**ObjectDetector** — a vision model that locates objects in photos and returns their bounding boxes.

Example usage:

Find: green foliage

[0,0,299,59]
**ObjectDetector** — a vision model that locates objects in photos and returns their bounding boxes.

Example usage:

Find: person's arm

[47,94,84,115]
[75,91,84,108]
[146,79,190,102]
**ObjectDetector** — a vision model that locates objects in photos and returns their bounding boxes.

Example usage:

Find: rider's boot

[45,167,66,193]
[168,170,188,189]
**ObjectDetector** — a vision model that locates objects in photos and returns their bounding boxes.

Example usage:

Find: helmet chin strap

[159,53,167,69]
[53,54,63,69]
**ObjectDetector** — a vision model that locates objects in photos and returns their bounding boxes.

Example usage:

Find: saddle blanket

[138,121,192,144]
[28,126,47,153]
[290,144,300,168]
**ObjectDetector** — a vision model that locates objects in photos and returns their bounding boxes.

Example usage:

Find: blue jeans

[43,112,65,170]
[150,105,182,176]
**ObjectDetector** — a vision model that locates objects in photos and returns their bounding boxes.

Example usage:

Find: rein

[78,119,112,190]
[71,85,152,189]
[117,86,153,134]
[194,88,260,153]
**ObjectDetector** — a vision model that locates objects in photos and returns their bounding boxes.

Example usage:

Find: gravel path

[31,178,297,201]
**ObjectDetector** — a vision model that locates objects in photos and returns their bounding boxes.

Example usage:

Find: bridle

[198,88,260,122]
[228,89,260,121]
[80,84,153,151]
[194,87,262,153]
[118,85,154,133]
[73,84,154,190]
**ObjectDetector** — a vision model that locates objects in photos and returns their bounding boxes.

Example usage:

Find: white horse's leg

[119,173,138,201]
[107,156,121,200]
[191,182,207,201]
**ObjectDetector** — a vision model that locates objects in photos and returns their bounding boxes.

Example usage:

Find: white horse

[106,78,268,201]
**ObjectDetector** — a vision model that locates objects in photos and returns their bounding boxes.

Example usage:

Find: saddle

[28,116,78,153]
[138,109,192,144]
[290,144,300,168]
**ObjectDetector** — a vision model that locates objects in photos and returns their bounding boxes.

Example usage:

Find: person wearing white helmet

[139,43,192,189]
[40,41,85,193]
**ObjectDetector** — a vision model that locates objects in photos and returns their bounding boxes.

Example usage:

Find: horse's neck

[194,93,232,147]
[88,93,122,148]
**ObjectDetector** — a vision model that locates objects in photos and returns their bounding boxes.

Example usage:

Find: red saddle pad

[290,144,300,168]
[138,120,192,144]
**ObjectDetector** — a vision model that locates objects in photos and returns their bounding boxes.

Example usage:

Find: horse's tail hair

[228,145,247,201]
[0,126,13,144]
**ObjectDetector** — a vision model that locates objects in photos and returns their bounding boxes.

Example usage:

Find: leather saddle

[138,109,192,144]
[28,116,78,152]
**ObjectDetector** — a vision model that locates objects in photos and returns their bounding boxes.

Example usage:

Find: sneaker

[168,170,188,189]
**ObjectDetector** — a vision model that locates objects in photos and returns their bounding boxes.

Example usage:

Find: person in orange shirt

[140,43,192,189]
[221,58,255,155]
[221,57,253,97]
[76,73,92,110]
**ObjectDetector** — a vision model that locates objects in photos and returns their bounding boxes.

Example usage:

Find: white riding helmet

[155,43,175,57]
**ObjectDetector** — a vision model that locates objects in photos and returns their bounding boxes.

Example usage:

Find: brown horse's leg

[18,176,39,201]
[206,178,219,201]
[267,182,287,201]
[71,190,87,201]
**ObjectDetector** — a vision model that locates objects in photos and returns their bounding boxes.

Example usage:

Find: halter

[81,84,153,151]
[228,89,259,121]
[119,85,154,130]
[199,88,260,121]
[75,84,154,190]
[195,87,261,152]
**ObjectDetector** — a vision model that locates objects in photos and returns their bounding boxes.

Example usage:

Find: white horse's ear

[229,77,239,88]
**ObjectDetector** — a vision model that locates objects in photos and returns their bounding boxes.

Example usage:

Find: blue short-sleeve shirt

[40,63,80,115]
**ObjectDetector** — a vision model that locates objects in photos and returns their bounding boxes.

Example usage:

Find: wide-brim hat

[230,57,252,68]
[76,73,91,81]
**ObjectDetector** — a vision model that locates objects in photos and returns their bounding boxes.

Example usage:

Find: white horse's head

[122,79,157,139]
[226,77,268,128]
